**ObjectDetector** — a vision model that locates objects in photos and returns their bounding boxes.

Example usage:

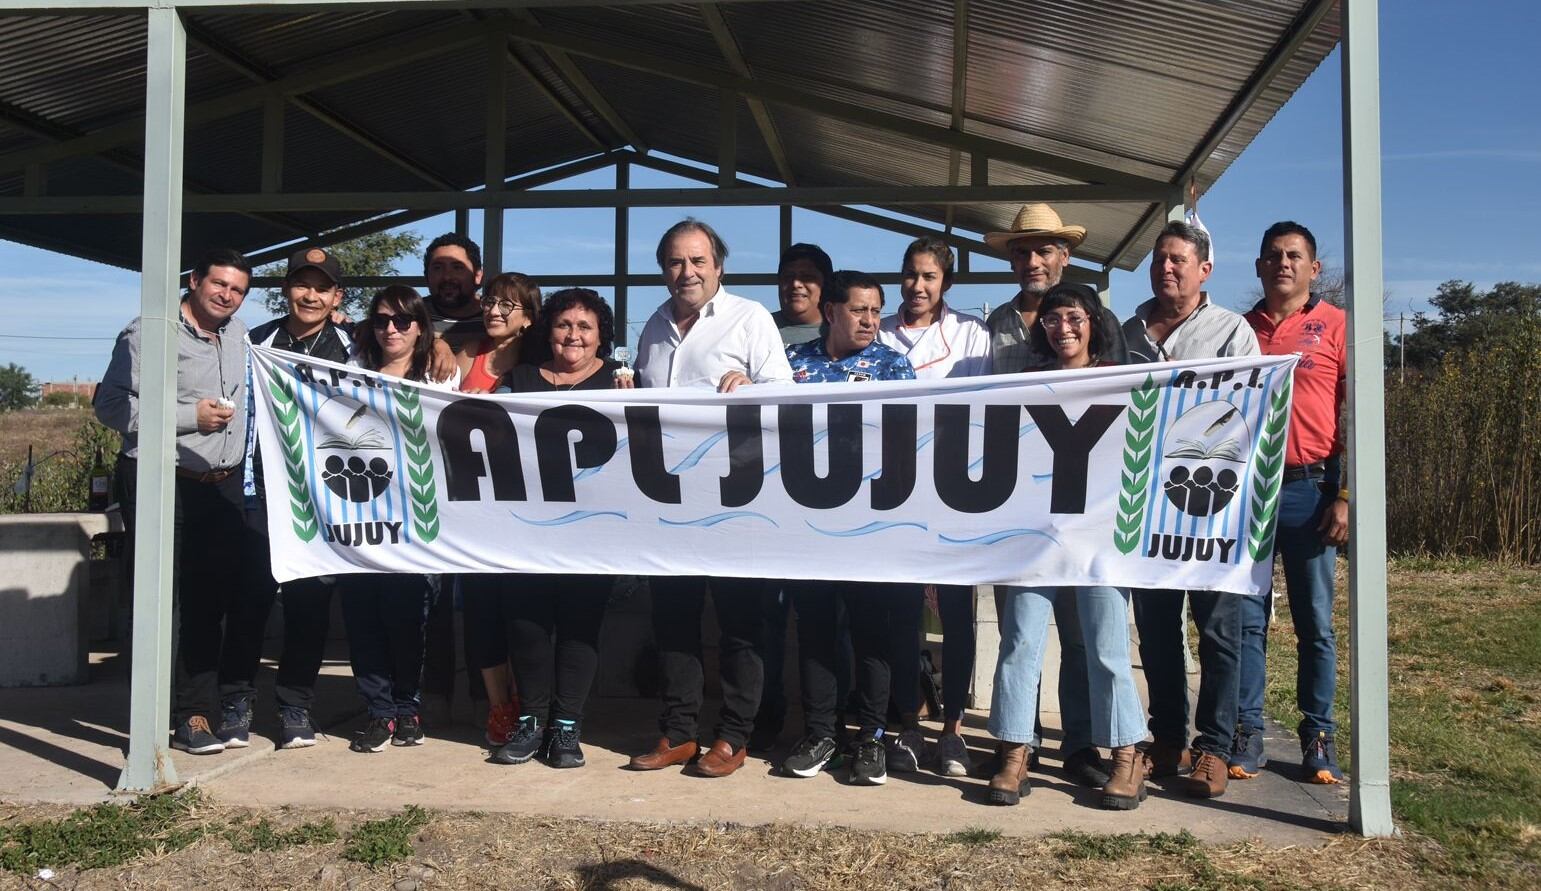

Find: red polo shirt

[1245,295,1346,467]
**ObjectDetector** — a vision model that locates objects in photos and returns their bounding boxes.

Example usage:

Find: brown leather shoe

[988,742,1031,806]
[1182,750,1230,798]
[692,739,747,777]
[1145,737,1194,778]
[627,737,697,771]
[1101,745,1151,810]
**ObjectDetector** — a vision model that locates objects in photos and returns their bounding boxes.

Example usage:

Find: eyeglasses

[480,297,525,316]
[371,313,416,332]
[1040,314,1090,330]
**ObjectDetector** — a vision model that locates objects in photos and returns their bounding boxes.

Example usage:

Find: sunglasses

[371,313,416,332]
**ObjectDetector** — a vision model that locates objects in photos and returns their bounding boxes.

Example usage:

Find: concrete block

[0,513,110,686]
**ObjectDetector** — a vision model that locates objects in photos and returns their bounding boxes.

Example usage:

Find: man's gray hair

[655,217,729,269]
[1157,221,1211,262]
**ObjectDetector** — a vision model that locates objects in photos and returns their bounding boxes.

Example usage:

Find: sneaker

[215,697,252,749]
[887,727,923,773]
[1301,732,1344,784]
[543,719,585,769]
[1228,725,1267,779]
[277,706,317,750]
[782,735,839,778]
[935,732,971,778]
[1063,746,1112,788]
[350,716,395,753]
[171,716,225,755]
[849,732,887,786]
[485,702,517,748]
[492,715,543,765]
[391,714,425,746]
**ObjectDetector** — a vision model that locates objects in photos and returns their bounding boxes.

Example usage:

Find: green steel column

[1341,0,1395,838]
[117,4,186,794]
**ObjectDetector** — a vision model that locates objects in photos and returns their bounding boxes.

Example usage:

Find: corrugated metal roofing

[0,0,1339,272]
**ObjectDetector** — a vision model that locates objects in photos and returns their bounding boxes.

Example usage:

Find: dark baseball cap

[286,246,342,285]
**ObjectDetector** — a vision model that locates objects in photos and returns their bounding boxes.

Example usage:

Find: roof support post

[483,34,507,277]
[1093,268,1110,308]
[260,94,284,193]
[779,204,791,255]
[717,91,737,188]
[117,3,186,795]
[1341,0,1395,839]
[613,159,630,345]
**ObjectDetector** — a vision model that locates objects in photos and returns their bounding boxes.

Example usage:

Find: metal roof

[0,0,1339,271]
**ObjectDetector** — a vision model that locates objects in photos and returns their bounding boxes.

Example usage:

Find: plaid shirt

[986,292,1132,373]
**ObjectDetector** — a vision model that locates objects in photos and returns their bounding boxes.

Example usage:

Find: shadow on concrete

[0,722,120,791]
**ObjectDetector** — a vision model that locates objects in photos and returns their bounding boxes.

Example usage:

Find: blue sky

[3,0,1538,384]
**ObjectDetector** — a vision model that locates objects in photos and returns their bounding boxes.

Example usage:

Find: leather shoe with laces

[1182,750,1230,798]
[692,739,747,777]
[627,737,698,771]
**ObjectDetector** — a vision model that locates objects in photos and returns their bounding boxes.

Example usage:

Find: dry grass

[0,407,92,464]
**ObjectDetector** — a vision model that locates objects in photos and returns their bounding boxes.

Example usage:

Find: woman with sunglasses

[342,286,456,754]
[986,283,1148,810]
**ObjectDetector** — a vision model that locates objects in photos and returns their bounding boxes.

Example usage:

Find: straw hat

[983,204,1087,254]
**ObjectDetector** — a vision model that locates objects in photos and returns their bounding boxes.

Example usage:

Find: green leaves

[267,370,319,541]
[1114,374,1159,554]
[391,385,440,542]
[1246,378,1292,561]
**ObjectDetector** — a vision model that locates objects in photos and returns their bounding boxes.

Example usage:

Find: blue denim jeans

[988,586,1144,749]
[1132,588,1241,755]
[1238,474,1339,739]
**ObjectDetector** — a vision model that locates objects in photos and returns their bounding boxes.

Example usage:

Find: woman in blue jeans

[986,284,1148,808]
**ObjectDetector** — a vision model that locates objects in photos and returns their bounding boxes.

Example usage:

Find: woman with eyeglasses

[341,286,455,754]
[985,282,1149,810]
[458,272,541,393]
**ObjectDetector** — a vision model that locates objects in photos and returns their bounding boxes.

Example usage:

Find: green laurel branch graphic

[1114,374,1159,554]
[390,384,440,542]
[1246,377,1293,560]
[267,370,319,542]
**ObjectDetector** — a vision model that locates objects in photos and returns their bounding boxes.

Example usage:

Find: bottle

[88,447,110,512]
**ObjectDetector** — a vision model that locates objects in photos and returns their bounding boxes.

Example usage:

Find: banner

[251,346,1297,595]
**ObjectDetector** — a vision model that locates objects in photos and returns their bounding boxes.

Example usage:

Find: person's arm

[94,322,141,436]
[428,335,458,382]
[739,312,795,387]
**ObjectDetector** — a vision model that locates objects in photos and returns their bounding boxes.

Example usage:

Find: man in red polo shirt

[1232,221,1350,784]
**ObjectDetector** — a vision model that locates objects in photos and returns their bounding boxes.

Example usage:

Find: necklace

[543,358,600,390]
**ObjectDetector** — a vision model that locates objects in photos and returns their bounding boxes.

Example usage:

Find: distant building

[42,381,97,401]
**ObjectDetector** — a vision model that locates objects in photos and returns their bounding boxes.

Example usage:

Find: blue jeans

[1238,474,1339,739]
[989,586,1144,749]
[1132,588,1241,755]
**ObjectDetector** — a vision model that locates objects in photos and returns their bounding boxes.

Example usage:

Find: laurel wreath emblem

[1246,377,1293,560]
[1114,374,1159,554]
[390,383,440,542]
[267,369,319,542]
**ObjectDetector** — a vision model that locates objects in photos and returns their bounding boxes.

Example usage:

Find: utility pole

[1398,313,1405,383]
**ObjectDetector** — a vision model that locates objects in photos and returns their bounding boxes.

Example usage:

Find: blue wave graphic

[939,528,1060,546]
[806,520,928,537]
[574,437,628,482]
[659,511,780,529]
[669,431,727,474]
[1031,472,1053,483]
[510,510,628,526]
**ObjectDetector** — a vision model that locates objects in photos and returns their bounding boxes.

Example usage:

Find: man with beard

[422,232,490,357]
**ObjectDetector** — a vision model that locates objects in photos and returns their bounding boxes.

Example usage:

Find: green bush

[0,418,120,514]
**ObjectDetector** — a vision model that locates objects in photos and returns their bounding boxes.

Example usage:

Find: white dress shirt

[635,287,795,389]
[877,304,993,380]
[1122,295,1260,363]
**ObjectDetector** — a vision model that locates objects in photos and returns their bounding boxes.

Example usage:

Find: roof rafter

[699,3,796,187]
[509,9,649,154]
[944,0,968,233]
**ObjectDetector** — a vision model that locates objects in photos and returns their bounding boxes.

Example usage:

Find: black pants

[117,456,244,727]
[936,584,974,721]
[650,576,766,748]
[461,573,511,675]
[507,574,610,724]
[792,581,919,738]
[422,576,487,704]
[220,502,333,711]
[340,574,437,719]
[1132,588,1241,755]
[887,586,924,717]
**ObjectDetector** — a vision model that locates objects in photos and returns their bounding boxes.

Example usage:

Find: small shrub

[0,791,203,873]
[342,805,430,867]
[943,826,1002,846]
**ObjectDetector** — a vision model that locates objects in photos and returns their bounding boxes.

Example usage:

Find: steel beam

[260,95,284,193]
[483,33,507,277]
[117,4,185,795]
[614,159,630,344]
[944,0,968,233]
[717,91,738,187]
[700,3,796,186]
[247,271,1026,289]
[511,10,648,154]
[502,42,610,150]
[0,0,804,11]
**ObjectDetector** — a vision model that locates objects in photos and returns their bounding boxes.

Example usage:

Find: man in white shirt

[628,218,791,778]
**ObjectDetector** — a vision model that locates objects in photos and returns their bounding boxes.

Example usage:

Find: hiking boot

[277,706,317,749]
[1301,732,1344,784]
[1182,750,1230,798]
[215,697,252,749]
[887,727,923,773]
[782,735,838,778]
[1145,737,1194,778]
[350,716,395,753]
[543,719,585,769]
[485,702,517,748]
[492,715,543,765]
[1100,745,1151,810]
[1228,725,1267,779]
[391,714,425,746]
[1063,746,1112,787]
[935,732,971,778]
[989,742,1031,805]
[849,732,887,786]
[171,716,225,755]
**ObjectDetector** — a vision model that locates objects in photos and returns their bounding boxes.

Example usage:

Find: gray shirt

[986,292,1130,373]
[95,306,249,472]
[771,309,823,347]
[1122,295,1259,363]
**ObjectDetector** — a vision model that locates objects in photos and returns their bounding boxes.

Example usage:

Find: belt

[175,466,237,484]
[1281,461,1328,484]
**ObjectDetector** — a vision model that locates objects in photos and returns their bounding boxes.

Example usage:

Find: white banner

[252,346,1297,595]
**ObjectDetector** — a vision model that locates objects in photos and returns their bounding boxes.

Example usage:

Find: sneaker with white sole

[215,697,252,749]
[278,706,317,749]
[935,732,971,778]
[350,717,395,753]
[782,735,838,778]
[850,732,887,786]
[171,716,225,755]
[392,714,425,746]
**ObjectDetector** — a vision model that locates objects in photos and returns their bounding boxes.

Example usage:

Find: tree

[259,231,424,320]
[0,363,39,412]
[1391,280,1541,373]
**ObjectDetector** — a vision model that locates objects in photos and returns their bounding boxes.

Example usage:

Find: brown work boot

[988,742,1031,806]
[627,737,697,771]
[1182,750,1230,798]
[692,739,747,777]
[1100,745,1151,810]
[1145,737,1194,778]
